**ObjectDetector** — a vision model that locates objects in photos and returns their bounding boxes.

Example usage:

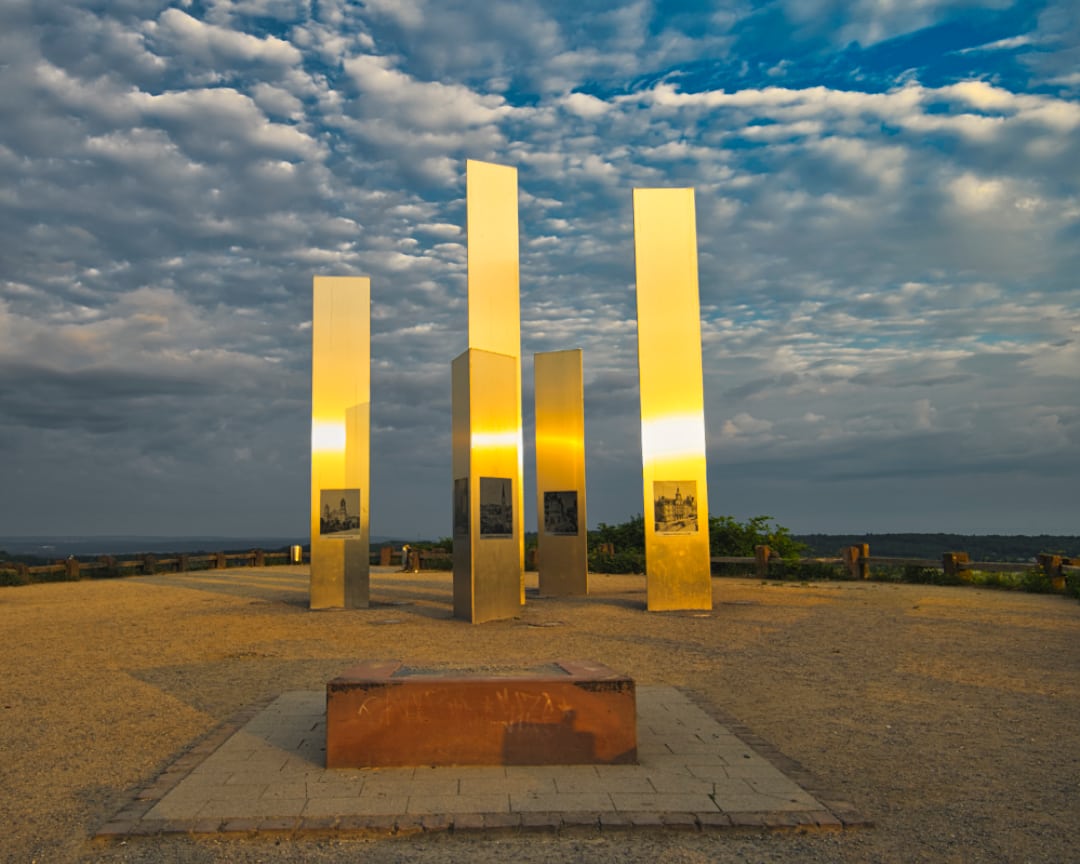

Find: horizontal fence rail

[4,543,1078,594]
[0,545,458,583]
[710,545,1079,592]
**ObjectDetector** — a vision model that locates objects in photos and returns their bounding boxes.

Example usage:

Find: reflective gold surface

[633,188,712,611]
[534,349,588,595]
[452,349,523,623]
[310,276,370,610]
[466,159,524,593]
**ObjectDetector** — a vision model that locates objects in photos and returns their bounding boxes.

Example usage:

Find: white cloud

[133,87,321,160]
[250,82,305,118]
[2,1,1079,537]
[154,8,302,66]
[562,91,610,119]
[720,412,775,440]
[343,54,513,131]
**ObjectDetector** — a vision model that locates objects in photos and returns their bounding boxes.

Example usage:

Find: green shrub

[591,515,645,552]
[0,569,30,587]
[787,560,849,581]
[588,550,645,574]
[1019,567,1054,593]
[710,515,808,561]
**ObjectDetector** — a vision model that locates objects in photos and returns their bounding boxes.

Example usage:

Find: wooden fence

[5,543,1077,591]
[713,545,1080,592]
[0,548,303,581]
[0,544,460,582]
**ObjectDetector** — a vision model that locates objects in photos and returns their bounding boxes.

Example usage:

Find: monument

[534,348,589,595]
[451,160,524,622]
[326,660,636,767]
[632,189,712,611]
[452,348,522,622]
[310,276,371,610]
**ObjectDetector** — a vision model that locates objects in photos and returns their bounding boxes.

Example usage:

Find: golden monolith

[310,276,370,609]
[633,188,712,611]
[534,349,588,595]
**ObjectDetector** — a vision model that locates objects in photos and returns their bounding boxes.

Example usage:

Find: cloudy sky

[1,0,1077,542]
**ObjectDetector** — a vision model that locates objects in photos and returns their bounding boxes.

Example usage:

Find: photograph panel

[653,480,698,534]
[320,488,362,537]
[479,476,513,537]
[543,490,579,536]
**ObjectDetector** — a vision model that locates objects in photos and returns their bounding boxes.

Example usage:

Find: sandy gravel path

[2,566,1077,863]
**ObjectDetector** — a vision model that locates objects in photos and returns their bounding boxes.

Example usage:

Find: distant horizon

[4,526,1079,542]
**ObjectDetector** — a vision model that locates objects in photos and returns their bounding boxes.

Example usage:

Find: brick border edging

[98,808,857,841]
[679,687,873,830]
[95,689,872,842]
[94,694,279,840]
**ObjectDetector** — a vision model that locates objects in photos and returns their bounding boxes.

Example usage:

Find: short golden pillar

[310,276,370,610]
[534,349,588,595]
[452,348,523,623]
[633,188,712,611]
[467,159,524,596]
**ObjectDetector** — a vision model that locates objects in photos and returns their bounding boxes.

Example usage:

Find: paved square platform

[97,686,869,837]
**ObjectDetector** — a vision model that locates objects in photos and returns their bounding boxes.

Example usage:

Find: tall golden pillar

[310,276,370,610]
[452,159,523,615]
[452,348,522,623]
[633,188,712,611]
[534,349,588,595]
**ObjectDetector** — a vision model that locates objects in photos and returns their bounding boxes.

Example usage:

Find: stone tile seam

[95,693,280,836]
[676,686,873,829]
[97,808,859,839]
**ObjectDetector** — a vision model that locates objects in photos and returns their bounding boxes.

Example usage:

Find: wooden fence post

[178,554,189,572]
[1038,554,1064,591]
[379,546,392,566]
[842,545,870,580]
[216,552,227,570]
[255,550,265,567]
[755,545,770,579]
[943,551,971,582]
[142,554,156,575]
[65,557,80,580]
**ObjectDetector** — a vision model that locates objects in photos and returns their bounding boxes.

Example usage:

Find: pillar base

[326,660,636,768]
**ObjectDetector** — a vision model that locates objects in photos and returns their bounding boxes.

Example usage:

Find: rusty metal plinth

[325,660,636,768]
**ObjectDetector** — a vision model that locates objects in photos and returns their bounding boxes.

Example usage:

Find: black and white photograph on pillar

[543,490,579,535]
[653,481,698,534]
[319,489,361,537]
[479,477,513,537]
[453,478,469,537]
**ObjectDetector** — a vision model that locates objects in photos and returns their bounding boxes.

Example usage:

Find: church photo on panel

[653,481,698,534]
[543,490,579,535]
[319,488,362,537]
[479,476,513,537]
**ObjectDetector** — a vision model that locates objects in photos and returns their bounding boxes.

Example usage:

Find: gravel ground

[2,566,1078,864]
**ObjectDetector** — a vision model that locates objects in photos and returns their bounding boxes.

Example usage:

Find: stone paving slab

[95,686,871,839]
